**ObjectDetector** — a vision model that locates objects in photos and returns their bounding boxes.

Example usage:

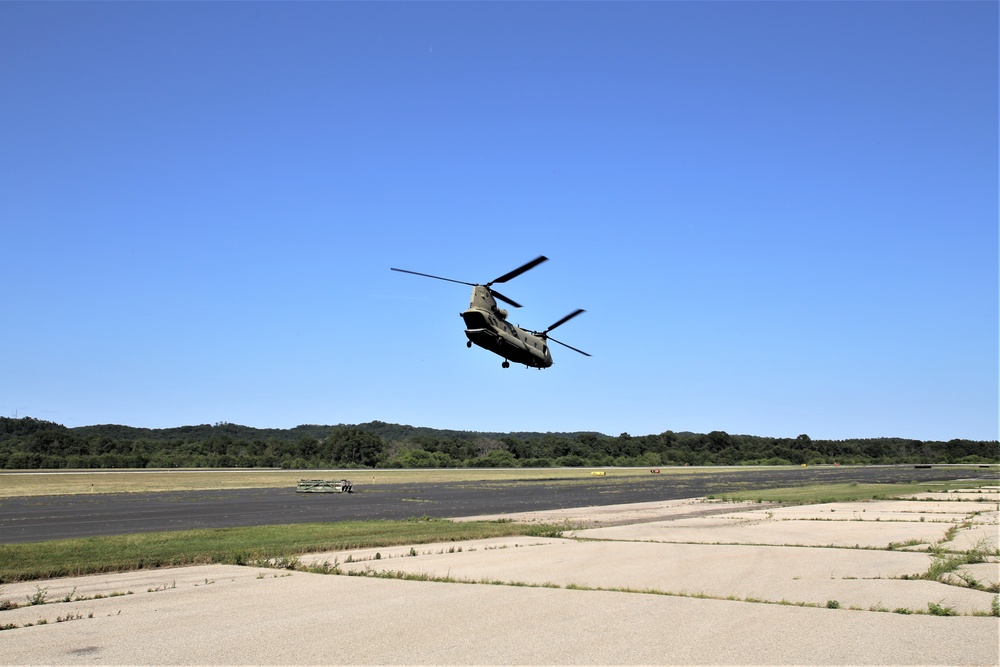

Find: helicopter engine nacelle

[494,308,508,320]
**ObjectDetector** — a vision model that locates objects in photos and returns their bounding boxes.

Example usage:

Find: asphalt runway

[0,466,994,544]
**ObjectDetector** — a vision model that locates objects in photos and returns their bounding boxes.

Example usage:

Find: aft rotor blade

[489,255,548,285]
[547,335,591,357]
[489,288,522,308]
[544,308,585,334]
[390,268,475,287]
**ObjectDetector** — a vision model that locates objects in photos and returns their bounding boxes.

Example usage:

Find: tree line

[0,417,996,470]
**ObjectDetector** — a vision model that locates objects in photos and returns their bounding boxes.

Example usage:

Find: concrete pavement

[1,487,997,665]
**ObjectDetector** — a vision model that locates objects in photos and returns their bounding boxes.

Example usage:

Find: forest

[0,417,996,470]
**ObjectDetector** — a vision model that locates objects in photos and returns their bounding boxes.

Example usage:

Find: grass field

[0,519,565,583]
[0,467,680,497]
[710,479,995,503]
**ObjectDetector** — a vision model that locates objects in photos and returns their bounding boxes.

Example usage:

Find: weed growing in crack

[0,588,18,612]
[922,536,999,592]
[146,580,175,593]
[260,555,299,570]
[927,601,957,616]
[55,613,85,623]
[887,539,926,551]
[963,538,998,564]
[26,586,48,606]
[925,551,967,581]
[304,559,341,575]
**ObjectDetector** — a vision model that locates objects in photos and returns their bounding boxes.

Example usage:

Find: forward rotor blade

[544,308,585,334]
[390,268,475,286]
[489,255,548,285]
[547,335,591,357]
[489,288,522,308]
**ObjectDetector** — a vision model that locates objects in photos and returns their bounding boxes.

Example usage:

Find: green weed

[26,586,48,606]
[927,601,957,616]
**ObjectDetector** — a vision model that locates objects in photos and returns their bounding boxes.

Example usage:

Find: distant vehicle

[296,479,353,493]
[391,256,589,369]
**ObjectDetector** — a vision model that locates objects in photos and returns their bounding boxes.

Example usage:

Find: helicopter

[391,256,590,369]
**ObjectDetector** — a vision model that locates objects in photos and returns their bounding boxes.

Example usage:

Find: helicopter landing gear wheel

[467,341,472,348]
[502,361,510,369]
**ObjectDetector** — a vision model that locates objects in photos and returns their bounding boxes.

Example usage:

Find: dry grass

[0,467,669,497]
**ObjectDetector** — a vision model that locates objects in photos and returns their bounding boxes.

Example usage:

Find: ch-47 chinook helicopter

[391,256,590,369]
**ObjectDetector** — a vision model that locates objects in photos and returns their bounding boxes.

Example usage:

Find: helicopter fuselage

[391,256,587,369]
[461,286,553,368]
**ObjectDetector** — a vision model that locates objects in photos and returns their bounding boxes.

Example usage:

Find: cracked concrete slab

[451,497,766,527]
[1,487,998,665]
[759,499,992,521]
[1,565,997,666]
[572,515,955,549]
[905,491,1000,502]
[946,524,999,549]
[301,537,996,615]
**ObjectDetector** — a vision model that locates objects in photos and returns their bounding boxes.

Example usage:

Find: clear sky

[2,2,997,441]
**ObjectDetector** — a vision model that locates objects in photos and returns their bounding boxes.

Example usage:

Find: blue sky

[2,2,996,441]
